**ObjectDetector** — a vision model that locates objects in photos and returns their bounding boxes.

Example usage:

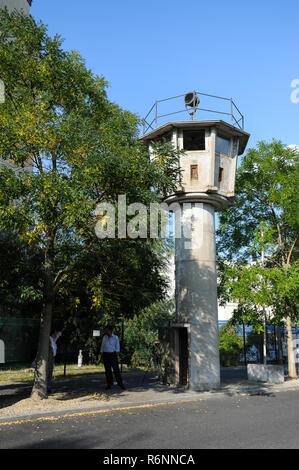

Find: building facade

[0,0,31,14]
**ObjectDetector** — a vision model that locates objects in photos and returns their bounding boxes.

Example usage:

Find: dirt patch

[0,391,116,419]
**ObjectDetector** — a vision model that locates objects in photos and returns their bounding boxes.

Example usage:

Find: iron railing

[142,91,245,135]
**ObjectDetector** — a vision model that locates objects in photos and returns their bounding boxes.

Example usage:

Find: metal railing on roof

[142,91,245,135]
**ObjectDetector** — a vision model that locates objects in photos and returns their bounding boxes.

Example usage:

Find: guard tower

[140,91,250,390]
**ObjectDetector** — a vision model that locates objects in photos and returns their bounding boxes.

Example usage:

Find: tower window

[183,130,205,151]
[218,167,224,182]
[216,136,231,155]
[190,164,198,180]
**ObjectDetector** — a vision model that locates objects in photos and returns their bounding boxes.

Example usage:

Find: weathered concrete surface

[175,202,220,390]
[247,364,285,384]
[0,0,31,14]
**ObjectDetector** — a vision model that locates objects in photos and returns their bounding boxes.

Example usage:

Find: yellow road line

[1,386,299,428]
[0,398,207,427]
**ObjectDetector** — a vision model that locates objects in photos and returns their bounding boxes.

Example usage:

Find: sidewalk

[1,368,299,423]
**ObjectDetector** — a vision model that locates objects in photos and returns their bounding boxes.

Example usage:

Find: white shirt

[50,332,62,357]
[100,334,120,353]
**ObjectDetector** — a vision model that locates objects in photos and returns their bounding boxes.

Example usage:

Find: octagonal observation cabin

[140,91,250,210]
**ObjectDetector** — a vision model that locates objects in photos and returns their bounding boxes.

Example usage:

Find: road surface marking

[1,386,299,428]
[0,398,208,427]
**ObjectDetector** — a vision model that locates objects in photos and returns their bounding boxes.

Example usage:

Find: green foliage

[219,322,244,367]
[0,230,43,316]
[130,351,145,368]
[217,140,299,330]
[123,300,175,366]
[0,9,181,323]
[0,9,182,394]
[217,140,298,263]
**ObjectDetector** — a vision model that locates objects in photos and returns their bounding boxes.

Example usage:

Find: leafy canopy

[0,8,182,319]
[217,140,299,331]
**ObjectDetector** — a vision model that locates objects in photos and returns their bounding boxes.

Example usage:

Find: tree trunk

[286,313,296,378]
[263,310,267,365]
[31,233,55,399]
[31,304,52,399]
[282,257,297,378]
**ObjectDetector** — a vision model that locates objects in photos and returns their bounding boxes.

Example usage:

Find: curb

[1,382,299,426]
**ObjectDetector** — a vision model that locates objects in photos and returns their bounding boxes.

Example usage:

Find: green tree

[0,230,43,317]
[219,322,244,367]
[123,299,175,367]
[0,10,181,398]
[217,140,299,376]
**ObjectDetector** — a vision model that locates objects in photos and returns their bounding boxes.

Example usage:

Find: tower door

[178,327,189,386]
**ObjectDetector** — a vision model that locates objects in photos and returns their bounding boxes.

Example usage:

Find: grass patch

[0,363,149,384]
[0,363,106,384]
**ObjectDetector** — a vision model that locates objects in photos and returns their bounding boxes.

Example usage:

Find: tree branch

[268,202,285,263]
[286,234,299,266]
[53,267,76,292]
[33,152,43,174]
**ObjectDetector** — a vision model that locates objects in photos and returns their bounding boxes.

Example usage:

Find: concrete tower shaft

[175,202,219,389]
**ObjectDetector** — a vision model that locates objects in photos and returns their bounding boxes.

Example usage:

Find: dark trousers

[102,352,123,386]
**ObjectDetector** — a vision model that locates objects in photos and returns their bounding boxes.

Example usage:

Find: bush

[219,323,244,367]
[123,300,175,367]
[130,351,145,368]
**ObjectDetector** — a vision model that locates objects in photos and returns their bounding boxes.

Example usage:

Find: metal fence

[0,316,40,363]
[142,91,245,135]
[1,316,298,367]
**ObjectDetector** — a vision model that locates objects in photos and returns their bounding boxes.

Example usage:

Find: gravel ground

[0,390,117,418]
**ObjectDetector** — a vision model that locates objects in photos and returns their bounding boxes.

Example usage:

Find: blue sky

[31,0,299,151]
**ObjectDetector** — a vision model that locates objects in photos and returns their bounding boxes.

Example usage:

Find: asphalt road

[0,389,298,449]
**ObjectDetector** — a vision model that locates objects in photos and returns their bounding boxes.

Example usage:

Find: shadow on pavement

[0,367,282,412]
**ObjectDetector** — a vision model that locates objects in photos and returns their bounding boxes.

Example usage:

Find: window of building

[216,136,231,155]
[190,164,198,180]
[218,167,224,182]
[183,130,205,151]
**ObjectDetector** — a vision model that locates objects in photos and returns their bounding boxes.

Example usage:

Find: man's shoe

[118,384,126,390]
[105,385,112,390]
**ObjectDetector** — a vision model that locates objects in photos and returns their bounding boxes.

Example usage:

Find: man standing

[100,326,126,390]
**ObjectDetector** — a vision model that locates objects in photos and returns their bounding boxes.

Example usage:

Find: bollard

[0,339,4,364]
[77,349,83,368]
